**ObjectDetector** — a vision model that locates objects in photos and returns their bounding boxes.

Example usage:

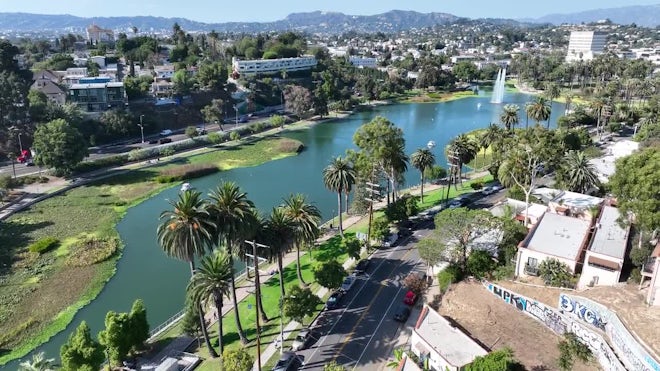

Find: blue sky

[2,0,658,23]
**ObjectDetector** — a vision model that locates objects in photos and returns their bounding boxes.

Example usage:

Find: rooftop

[589,206,629,259]
[589,140,640,183]
[70,82,123,89]
[551,191,603,210]
[414,306,488,367]
[522,213,591,261]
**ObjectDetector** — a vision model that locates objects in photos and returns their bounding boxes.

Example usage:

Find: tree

[452,61,479,82]
[60,321,104,371]
[447,134,478,184]
[526,96,552,128]
[32,119,88,174]
[430,208,495,270]
[313,259,346,290]
[282,284,321,325]
[201,99,224,129]
[264,207,294,298]
[98,311,132,366]
[418,238,444,274]
[342,236,361,260]
[196,62,228,91]
[466,348,519,371]
[499,104,520,131]
[557,150,600,194]
[284,85,312,118]
[157,190,217,355]
[403,272,427,295]
[172,69,194,96]
[558,333,593,371]
[466,250,497,279]
[323,156,356,236]
[324,361,347,371]
[99,109,135,139]
[386,348,405,369]
[410,148,436,202]
[187,248,233,353]
[538,258,572,287]
[544,82,561,126]
[609,147,659,232]
[128,299,149,352]
[497,141,543,225]
[282,194,321,286]
[424,165,447,183]
[270,114,286,129]
[18,352,56,371]
[185,126,198,139]
[207,182,255,345]
[222,348,254,371]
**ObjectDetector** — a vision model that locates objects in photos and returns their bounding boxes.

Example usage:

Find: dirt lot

[439,280,594,370]
[498,280,660,357]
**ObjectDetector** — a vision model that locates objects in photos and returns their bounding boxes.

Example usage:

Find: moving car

[326,291,343,310]
[481,186,497,195]
[393,305,411,322]
[448,196,469,209]
[159,129,173,136]
[403,290,417,306]
[291,328,312,351]
[340,274,357,292]
[272,352,300,371]
[354,259,371,274]
[158,137,172,144]
[383,232,399,247]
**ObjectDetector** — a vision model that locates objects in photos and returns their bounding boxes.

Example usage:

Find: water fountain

[490,67,507,104]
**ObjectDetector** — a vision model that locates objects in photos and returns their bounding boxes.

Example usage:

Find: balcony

[524,263,539,276]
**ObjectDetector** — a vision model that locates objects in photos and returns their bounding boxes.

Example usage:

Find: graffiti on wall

[558,293,607,331]
[525,300,567,335]
[487,283,527,310]
[570,321,626,371]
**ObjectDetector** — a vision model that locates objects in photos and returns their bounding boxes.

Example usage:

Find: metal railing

[148,309,186,340]
[643,257,657,275]
[524,263,539,276]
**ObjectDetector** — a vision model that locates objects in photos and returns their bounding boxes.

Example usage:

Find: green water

[6,92,562,366]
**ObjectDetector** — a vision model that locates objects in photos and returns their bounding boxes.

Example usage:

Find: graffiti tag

[559,293,607,331]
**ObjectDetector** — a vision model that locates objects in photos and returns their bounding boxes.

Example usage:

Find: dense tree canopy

[32,118,88,173]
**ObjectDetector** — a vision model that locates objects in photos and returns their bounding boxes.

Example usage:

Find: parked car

[272,352,300,371]
[340,274,357,292]
[393,305,411,322]
[159,129,173,136]
[148,139,159,144]
[383,232,399,247]
[448,196,469,209]
[158,138,172,144]
[403,290,417,306]
[326,290,344,310]
[354,259,371,275]
[291,328,312,351]
[481,186,496,195]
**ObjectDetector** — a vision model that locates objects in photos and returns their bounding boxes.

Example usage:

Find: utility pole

[365,179,381,250]
[446,149,460,202]
[138,115,145,143]
[248,240,263,371]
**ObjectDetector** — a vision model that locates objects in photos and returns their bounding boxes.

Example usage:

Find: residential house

[578,206,630,288]
[32,71,66,105]
[489,198,548,228]
[68,82,126,112]
[349,56,378,68]
[410,305,488,371]
[642,243,660,306]
[548,191,604,221]
[63,67,88,85]
[515,212,592,277]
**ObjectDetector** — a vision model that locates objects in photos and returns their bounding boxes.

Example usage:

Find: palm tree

[386,348,406,369]
[18,352,56,371]
[561,151,601,194]
[499,104,520,131]
[282,194,321,286]
[527,96,552,128]
[382,142,409,202]
[410,148,435,202]
[448,134,478,184]
[207,182,255,345]
[264,207,295,298]
[157,190,217,356]
[322,156,356,236]
[187,248,233,354]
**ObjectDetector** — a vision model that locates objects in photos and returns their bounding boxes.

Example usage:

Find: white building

[231,56,316,76]
[411,305,488,370]
[566,31,607,62]
[578,206,629,288]
[515,212,592,277]
[349,56,378,68]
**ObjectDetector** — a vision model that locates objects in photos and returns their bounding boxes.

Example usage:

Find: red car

[403,290,417,306]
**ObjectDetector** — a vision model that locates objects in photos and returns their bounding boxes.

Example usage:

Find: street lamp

[138,115,145,143]
[233,105,239,127]
[17,133,23,153]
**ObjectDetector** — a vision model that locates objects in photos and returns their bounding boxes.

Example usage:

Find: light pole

[17,133,23,153]
[138,115,145,143]
[245,240,272,370]
[233,105,238,127]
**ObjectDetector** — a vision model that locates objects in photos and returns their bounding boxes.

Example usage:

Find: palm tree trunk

[420,172,424,202]
[296,244,307,286]
[337,192,343,237]
[277,253,285,298]
[256,263,269,323]
[189,261,218,357]
[215,297,224,354]
[228,257,248,344]
[344,191,349,216]
[546,111,552,129]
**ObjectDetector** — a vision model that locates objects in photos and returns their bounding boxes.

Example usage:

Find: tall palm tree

[282,194,321,286]
[448,134,478,184]
[561,151,601,194]
[207,182,255,345]
[382,141,409,202]
[264,207,295,298]
[410,148,435,202]
[18,352,56,371]
[157,190,217,356]
[527,96,552,128]
[322,156,356,236]
[499,104,520,131]
[187,248,233,354]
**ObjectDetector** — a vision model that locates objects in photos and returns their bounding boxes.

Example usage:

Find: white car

[159,129,173,136]
[481,186,496,195]
[340,274,357,292]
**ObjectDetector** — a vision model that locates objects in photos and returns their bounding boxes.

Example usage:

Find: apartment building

[231,56,317,76]
[68,82,126,112]
[566,31,607,62]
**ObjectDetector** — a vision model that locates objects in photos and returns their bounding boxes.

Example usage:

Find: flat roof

[414,306,487,367]
[523,213,591,261]
[552,191,603,210]
[70,82,123,89]
[589,206,629,259]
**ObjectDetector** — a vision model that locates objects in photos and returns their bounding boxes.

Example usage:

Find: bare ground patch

[439,281,594,371]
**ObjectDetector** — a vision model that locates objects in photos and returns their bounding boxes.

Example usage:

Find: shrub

[629,268,642,284]
[207,132,227,144]
[438,264,463,291]
[67,236,119,266]
[277,138,304,153]
[538,258,573,287]
[0,175,17,189]
[185,126,199,138]
[155,164,219,183]
[73,154,129,174]
[159,147,175,157]
[470,181,484,190]
[467,250,497,279]
[492,264,515,280]
[229,131,241,141]
[28,237,60,254]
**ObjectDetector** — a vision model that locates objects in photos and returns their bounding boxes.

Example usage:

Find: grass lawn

[0,136,303,366]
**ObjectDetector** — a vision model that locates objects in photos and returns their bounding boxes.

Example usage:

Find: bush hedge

[155,164,219,183]
[66,236,118,267]
[438,264,463,292]
[28,237,60,254]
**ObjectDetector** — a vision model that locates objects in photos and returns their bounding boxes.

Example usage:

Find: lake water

[4,91,562,367]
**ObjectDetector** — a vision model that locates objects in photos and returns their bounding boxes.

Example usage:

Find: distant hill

[528,4,660,27]
[0,10,463,34]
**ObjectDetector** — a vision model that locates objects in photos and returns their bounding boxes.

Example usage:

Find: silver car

[272,352,299,371]
[340,274,357,292]
[291,328,312,351]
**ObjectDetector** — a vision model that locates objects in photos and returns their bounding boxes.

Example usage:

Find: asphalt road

[297,222,434,370]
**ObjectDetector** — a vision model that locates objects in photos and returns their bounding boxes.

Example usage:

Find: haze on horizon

[2,0,659,24]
